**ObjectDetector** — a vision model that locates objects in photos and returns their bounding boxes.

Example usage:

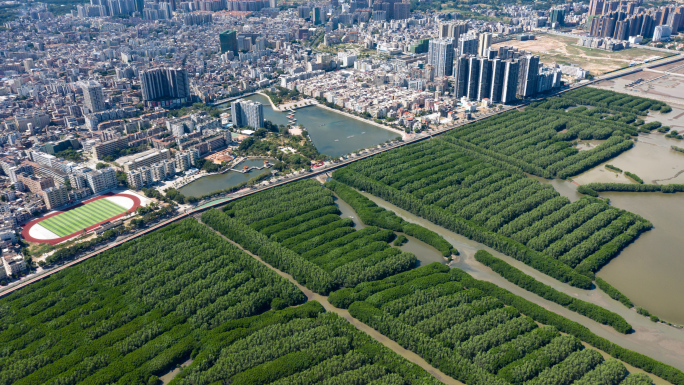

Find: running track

[21,193,142,245]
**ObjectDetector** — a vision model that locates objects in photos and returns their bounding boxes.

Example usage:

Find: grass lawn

[40,198,127,237]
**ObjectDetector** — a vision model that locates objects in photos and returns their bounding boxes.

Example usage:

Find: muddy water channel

[535,173,684,325]
[355,190,684,373]
[333,196,445,267]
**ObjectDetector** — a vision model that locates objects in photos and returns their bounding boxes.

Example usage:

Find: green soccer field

[39,198,128,237]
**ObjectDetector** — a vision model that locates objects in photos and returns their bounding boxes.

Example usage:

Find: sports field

[39,198,128,237]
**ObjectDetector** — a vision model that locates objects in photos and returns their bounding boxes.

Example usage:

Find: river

[225,94,399,158]
[178,158,272,198]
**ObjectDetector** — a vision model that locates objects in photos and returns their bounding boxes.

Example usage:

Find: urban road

[2,52,683,299]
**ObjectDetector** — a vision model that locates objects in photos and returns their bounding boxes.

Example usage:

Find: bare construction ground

[493,34,665,75]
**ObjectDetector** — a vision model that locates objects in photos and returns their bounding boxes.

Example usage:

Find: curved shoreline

[171,156,272,191]
[313,102,408,139]
[177,157,275,198]
[254,91,407,139]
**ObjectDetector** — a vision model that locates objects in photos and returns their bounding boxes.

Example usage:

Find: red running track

[21,193,142,245]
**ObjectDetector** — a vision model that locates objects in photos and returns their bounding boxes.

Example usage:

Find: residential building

[490,58,505,103]
[140,68,191,102]
[477,33,492,57]
[92,138,127,160]
[69,172,88,190]
[14,112,50,132]
[3,253,26,277]
[550,8,566,26]
[127,169,144,189]
[440,22,468,40]
[517,55,539,99]
[589,0,604,16]
[85,167,117,194]
[372,10,387,21]
[41,184,69,210]
[458,34,478,56]
[175,151,193,171]
[220,30,238,55]
[231,99,264,128]
[313,7,324,24]
[454,55,469,98]
[139,167,153,185]
[16,173,54,193]
[30,151,59,169]
[668,11,682,31]
[297,5,310,18]
[477,57,492,101]
[128,166,153,188]
[393,2,410,19]
[502,60,520,104]
[122,149,172,172]
[653,25,672,41]
[151,162,166,181]
[80,81,106,113]
[428,38,455,78]
[164,159,176,176]
[0,227,16,244]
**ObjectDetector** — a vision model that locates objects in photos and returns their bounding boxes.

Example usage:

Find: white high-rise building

[428,38,455,78]
[478,32,492,57]
[653,25,672,42]
[231,99,264,128]
[175,151,192,171]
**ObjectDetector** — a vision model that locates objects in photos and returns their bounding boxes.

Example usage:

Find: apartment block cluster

[588,0,682,42]
[76,0,277,20]
[167,113,234,154]
[180,0,277,13]
[0,150,118,212]
[77,0,144,18]
[125,148,199,189]
[430,25,562,103]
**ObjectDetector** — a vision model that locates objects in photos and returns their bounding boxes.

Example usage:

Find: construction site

[493,33,666,75]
